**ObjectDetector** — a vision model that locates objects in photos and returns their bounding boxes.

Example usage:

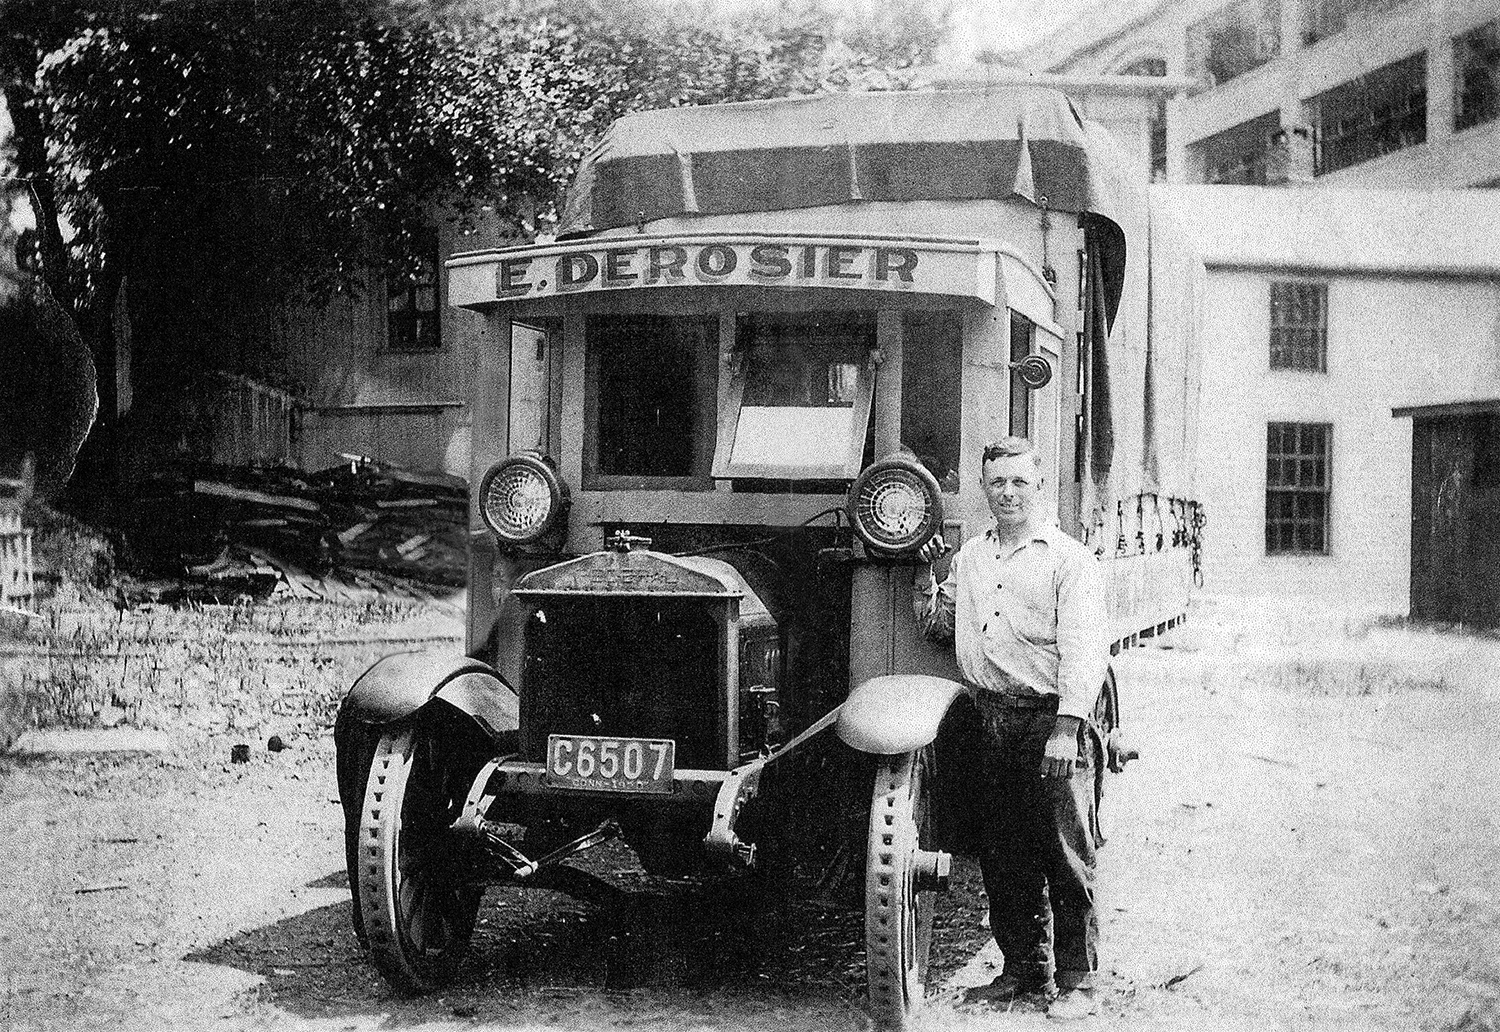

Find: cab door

[1008,312,1063,518]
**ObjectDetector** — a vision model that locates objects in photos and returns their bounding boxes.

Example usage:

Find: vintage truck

[334,80,1202,1026]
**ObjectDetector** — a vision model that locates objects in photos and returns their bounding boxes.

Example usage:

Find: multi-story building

[1153,184,1500,619]
[1026,0,1500,189]
[1016,2,1500,623]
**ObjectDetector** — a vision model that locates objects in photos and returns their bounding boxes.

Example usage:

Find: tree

[0,0,949,497]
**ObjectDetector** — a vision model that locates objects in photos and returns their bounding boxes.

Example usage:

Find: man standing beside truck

[915,436,1111,1020]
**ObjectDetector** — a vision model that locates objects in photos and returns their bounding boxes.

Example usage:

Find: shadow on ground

[190,865,862,1027]
[187,852,989,1029]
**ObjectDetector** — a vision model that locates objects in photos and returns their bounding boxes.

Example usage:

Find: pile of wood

[315,454,468,587]
[122,454,468,601]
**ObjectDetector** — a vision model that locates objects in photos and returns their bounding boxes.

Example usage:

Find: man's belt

[969,686,1059,713]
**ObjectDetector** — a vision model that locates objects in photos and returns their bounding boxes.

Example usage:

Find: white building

[1026,0,1500,189]
[1155,185,1500,617]
[1011,0,1500,621]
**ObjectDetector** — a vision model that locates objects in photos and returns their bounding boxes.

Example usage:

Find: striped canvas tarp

[558,87,1139,238]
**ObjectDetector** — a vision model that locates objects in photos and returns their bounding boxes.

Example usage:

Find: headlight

[846,454,943,557]
[478,452,568,545]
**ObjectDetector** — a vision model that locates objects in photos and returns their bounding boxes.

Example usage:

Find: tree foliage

[2,0,948,324]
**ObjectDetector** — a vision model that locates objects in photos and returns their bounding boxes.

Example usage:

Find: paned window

[1308,52,1427,175]
[1269,282,1328,372]
[1455,21,1500,132]
[1266,422,1332,555]
[1187,0,1281,88]
[386,230,441,352]
[1191,111,1281,184]
[1303,0,1399,46]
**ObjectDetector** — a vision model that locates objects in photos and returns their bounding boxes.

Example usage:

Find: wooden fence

[1,457,35,612]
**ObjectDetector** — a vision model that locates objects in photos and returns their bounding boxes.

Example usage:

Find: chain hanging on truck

[1188,502,1208,587]
[1088,508,1107,557]
[1038,195,1057,287]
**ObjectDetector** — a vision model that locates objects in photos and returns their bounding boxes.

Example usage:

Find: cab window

[900,310,963,492]
[585,314,718,487]
[713,311,876,480]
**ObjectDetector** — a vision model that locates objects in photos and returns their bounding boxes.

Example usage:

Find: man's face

[981,453,1044,532]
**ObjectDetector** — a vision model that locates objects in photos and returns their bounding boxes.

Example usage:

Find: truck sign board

[447,234,1001,306]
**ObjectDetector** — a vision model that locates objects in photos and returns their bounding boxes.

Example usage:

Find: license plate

[544,735,675,794]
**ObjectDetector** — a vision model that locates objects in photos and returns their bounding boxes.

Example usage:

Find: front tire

[864,749,936,1027]
[358,724,484,992]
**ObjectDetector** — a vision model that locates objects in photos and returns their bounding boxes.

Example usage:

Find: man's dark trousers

[975,696,1099,990]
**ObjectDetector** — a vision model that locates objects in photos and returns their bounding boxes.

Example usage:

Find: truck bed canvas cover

[558,86,1138,237]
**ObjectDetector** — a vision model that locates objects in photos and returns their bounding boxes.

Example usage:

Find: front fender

[835,674,966,755]
[333,651,517,946]
[337,651,519,737]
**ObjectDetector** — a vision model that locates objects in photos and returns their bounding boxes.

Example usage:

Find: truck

[334,79,1204,1027]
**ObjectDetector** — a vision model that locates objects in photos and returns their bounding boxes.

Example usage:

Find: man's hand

[1041,715,1083,779]
[918,534,949,565]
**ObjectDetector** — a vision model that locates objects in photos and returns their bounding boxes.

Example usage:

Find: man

[915,436,1110,1021]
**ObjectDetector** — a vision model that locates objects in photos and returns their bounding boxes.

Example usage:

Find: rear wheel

[1092,669,1123,847]
[864,749,937,1027]
[358,724,484,992]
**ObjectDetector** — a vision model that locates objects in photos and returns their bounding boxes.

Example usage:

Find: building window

[1191,111,1281,184]
[1269,282,1328,372]
[1266,422,1331,555]
[387,230,441,352]
[1308,51,1427,176]
[1187,0,1281,89]
[1303,0,1399,46]
[1455,21,1500,132]
[1120,57,1170,180]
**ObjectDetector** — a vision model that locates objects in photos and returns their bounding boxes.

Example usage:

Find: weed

[6,592,459,737]
[1257,656,1460,697]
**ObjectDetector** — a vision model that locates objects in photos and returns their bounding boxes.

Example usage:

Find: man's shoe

[962,972,1056,1006]
[1046,986,1098,1021]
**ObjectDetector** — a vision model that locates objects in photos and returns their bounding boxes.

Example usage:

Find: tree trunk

[7,91,76,316]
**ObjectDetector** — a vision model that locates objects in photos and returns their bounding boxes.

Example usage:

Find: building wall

[286,220,494,475]
[1027,0,1500,188]
[1194,266,1500,612]
[115,203,505,479]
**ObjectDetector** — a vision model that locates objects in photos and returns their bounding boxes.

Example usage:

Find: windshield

[584,314,718,485]
[715,312,876,479]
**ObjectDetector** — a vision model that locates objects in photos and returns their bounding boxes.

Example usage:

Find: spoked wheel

[359,725,485,993]
[1093,667,1133,847]
[865,748,946,1027]
[1093,668,1119,741]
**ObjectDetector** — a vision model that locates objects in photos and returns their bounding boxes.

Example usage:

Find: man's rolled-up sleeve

[913,550,959,642]
[1054,550,1111,721]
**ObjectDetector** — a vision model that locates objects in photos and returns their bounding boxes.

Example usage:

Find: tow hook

[913,848,952,892]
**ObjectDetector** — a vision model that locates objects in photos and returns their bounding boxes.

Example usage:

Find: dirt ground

[2,594,1499,1032]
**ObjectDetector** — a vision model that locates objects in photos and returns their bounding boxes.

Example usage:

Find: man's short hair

[981,437,1043,472]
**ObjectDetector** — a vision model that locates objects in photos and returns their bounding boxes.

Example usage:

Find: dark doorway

[1406,407,1500,627]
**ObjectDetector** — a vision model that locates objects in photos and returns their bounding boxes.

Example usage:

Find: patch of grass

[1266,658,1456,697]
[5,595,460,739]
